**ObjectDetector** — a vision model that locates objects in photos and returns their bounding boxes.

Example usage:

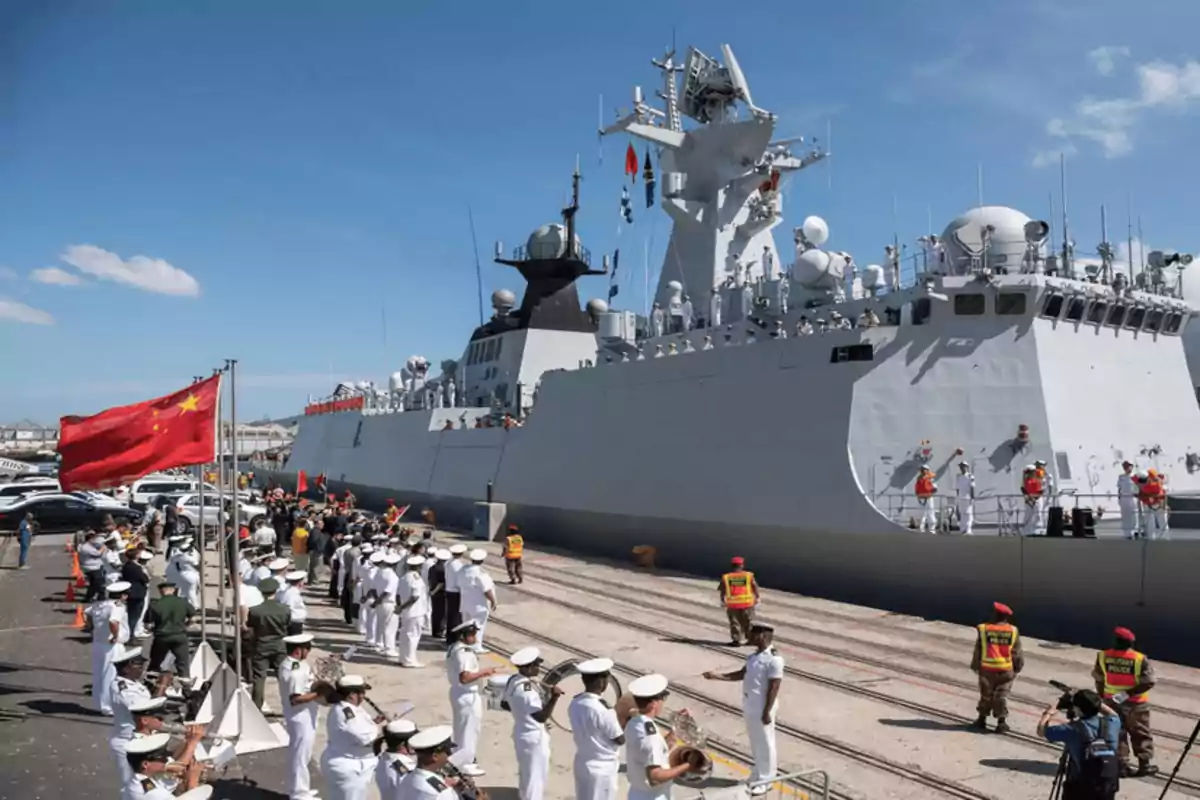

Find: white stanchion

[189,640,221,686]
[193,662,238,725]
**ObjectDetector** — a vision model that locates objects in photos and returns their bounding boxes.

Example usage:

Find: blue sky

[3,0,1200,423]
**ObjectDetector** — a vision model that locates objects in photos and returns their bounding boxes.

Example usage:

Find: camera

[1049,680,1077,719]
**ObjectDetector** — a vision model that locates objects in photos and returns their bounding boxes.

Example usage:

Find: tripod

[1049,750,1068,800]
[1158,717,1200,799]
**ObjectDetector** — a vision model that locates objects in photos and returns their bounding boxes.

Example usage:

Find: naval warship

[265,44,1200,663]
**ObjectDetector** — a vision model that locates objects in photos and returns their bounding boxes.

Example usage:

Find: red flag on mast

[296,470,308,494]
[624,143,638,182]
[57,375,221,491]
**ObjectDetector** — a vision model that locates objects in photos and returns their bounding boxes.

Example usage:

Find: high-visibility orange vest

[722,571,756,609]
[915,476,935,498]
[1099,648,1150,703]
[1023,476,1043,496]
[1139,478,1164,507]
[504,534,523,560]
[977,623,1019,672]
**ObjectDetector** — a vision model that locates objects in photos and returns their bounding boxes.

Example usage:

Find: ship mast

[564,157,581,260]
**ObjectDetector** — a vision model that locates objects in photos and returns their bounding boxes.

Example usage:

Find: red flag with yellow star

[57,375,221,491]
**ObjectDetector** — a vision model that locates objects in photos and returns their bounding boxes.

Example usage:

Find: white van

[128,476,255,510]
[0,479,61,504]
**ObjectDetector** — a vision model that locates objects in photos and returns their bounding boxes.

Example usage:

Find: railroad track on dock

[487,568,1200,796]
[506,565,1199,736]
[486,616,1002,800]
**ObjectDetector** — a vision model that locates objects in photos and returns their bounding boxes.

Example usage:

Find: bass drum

[542,658,623,732]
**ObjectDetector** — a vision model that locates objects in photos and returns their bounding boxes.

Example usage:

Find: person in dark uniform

[428,548,450,638]
[971,601,1023,734]
[121,548,151,640]
[146,581,195,695]
[246,576,292,710]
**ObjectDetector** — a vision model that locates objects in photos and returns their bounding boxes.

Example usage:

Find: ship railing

[681,768,830,800]
[509,243,592,265]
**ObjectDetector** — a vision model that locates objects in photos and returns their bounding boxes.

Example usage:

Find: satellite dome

[800,216,830,247]
[356,380,371,391]
[862,264,886,289]
[526,223,582,260]
[388,372,404,393]
[941,206,1038,274]
[667,280,683,293]
[586,298,608,317]
[792,248,846,290]
[491,289,517,311]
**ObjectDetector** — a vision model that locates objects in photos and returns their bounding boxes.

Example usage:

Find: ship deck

[200,533,1200,800]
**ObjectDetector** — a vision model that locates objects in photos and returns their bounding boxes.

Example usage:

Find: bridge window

[1065,296,1086,322]
[1145,309,1165,333]
[1086,301,1107,325]
[954,293,986,315]
[912,298,932,325]
[1125,307,1146,330]
[830,344,874,363]
[494,336,504,358]
[1040,293,1063,319]
[1106,304,1127,327]
[1165,312,1183,334]
[996,292,1027,315]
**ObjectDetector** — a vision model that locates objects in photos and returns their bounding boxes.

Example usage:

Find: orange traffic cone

[71,553,81,579]
[72,606,85,629]
[75,572,86,589]
[65,581,76,602]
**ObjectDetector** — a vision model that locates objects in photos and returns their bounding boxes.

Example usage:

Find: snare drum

[484,674,512,711]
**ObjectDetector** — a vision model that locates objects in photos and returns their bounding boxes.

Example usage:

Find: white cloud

[0,267,17,281]
[30,266,84,286]
[1088,46,1130,76]
[1031,143,1077,168]
[0,297,54,325]
[59,244,200,297]
[1138,59,1200,106]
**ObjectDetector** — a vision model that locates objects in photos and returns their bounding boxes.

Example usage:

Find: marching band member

[377,553,402,658]
[279,633,324,800]
[395,725,459,799]
[376,719,418,798]
[122,729,207,799]
[625,674,699,800]
[502,647,563,800]
[363,551,386,649]
[443,544,468,644]
[109,645,154,789]
[321,674,382,800]
[459,549,497,653]
[447,620,498,777]
[92,580,131,715]
[568,657,624,800]
[399,555,429,668]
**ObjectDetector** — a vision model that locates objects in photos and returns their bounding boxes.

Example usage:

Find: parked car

[126,475,256,509]
[0,479,61,504]
[0,493,143,534]
[174,493,267,534]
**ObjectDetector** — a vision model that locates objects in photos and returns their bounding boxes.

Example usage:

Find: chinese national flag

[57,375,221,491]
[296,470,308,494]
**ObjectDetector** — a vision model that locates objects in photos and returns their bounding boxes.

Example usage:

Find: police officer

[246,576,292,711]
[376,719,418,798]
[1093,626,1159,777]
[625,673,699,800]
[502,647,563,800]
[703,623,783,795]
[109,645,154,788]
[568,658,624,800]
[502,524,525,584]
[954,461,975,535]
[971,601,1023,734]
[446,619,498,777]
[147,580,194,694]
[443,543,468,643]
[279,633,324,800]
[321,674,382,800]
[398,555,428,667]
[396,725,459,799]
[718,557,759,646]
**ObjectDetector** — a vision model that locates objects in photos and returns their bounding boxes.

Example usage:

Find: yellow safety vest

[504,534,523,560]
[1099,649,1149,703]
[977,623,1018,672]
[722,571,756,610]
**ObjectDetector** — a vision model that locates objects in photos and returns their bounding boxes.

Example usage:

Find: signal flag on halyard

[643,150,656,208]
[57,375,221,491]
[624,143,638,182]
[620,186,633,225]
[296,470,308,494]
[608,249,620,300]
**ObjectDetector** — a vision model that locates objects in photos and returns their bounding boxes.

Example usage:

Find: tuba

[540,658,623,732]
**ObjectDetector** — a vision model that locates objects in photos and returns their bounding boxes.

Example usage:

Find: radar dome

[356,380,371,391]
[800,216,830,247]
[941,206,1037,274]
[389,372,404,393]
[793,248,847,290]
[491,289,517,311]
[586,298,609,317]
[526,223,582,260]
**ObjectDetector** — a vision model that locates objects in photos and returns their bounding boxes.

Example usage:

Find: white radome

[801,215,830,247]
[941,206,1037,274]
[792,248,845,290]
[492,289,517,311]
[586,298,609,316]
[388,372,404,393]
[527,223,582,260]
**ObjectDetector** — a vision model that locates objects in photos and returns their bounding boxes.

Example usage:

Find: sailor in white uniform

[398,555,428,667]
[955,462,976,536]
[172,539,201,608]
[279,570,309,635]
[1117,460,1139,539]
[248,553,273,586]
[93,581,131,715]
[446,620,498,777]
[376,553,402,658]
[375,719,418,799]
[568,658,624,800]
[103,532,124,584]
[122,728,207,799]
[443,544,467,637]
[703,623,785,795]
[458,550,496,653]
[362,552,385,647]
[320,674,381,800]
[278,633,323,800]
[501,647,563,800]
[624,674,699,800]
[353,544,374,634]
[109,645,155,789]
[395,725,459,799]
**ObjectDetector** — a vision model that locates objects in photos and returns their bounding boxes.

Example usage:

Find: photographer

[1037,689,1121,800]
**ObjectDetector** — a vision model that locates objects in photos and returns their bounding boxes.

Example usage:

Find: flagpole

[213,367,228,665]
[194,376,208,645]
[226,358,243,694]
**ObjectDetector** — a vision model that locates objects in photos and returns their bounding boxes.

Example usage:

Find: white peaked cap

[449,544,468,555]
[137,551,154,561]
[628,673,670,698]
[369,552,386,563]
[285,570,306,582]
[385,719,417,735]
[383,553,402,564]
[434,548,452,561]
[360,544,374,553]
[283,633,314,646]
[575,657,614,676]
[509,647,541,667]
[268,558,290,571]
[125,733,172,754]
[336,674,369,690]
[409,724,454,751]
[112,645,146,664]
[129,696,168,714]
[451,619,480,633]
[406,555,426,566]
[107,581,132,593]
[469,548,486,562]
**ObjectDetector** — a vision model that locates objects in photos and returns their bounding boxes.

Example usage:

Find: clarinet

[441,759,486,800]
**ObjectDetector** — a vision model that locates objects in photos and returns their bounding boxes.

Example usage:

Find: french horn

[540,658,623,732]
[665,708,713,784]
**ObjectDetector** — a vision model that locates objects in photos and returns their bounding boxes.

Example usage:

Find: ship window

[468,343,479,365]
[997,292,1028,315]
[481,339,493,362]
[1125,306,1146,330]
[1106,304,1127,327]
[1145,309,1165,333]
[1055,452,1073,481]
[1040,293,1063,319]
[494,336,503,358]
[912,298,932,325]
[954,293,986,316]
[830,343,874,363]
[1166,312,1183,334]
[1086,301,1107,325]
[1065,297,1086,322]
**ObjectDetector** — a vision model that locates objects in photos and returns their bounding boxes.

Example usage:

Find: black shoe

[972,716,988,730]
[730,640,743,646]
[1135,762,1159,777]
[995,720,1011,734]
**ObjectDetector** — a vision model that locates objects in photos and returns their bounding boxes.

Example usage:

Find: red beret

[731,556,744,565]
[344,490,352,497]
[1114,626,1135,641]
[993,601,1013,616]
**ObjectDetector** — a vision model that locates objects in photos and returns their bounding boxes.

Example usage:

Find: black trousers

[126,596,146,636]
[84,569,106,603]
[341,584,357,623]
[149,635,191,679]
[329,563,341,600]
[431,590,446,637]
[444,592,461,642]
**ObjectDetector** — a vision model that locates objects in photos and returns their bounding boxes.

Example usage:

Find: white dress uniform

[955,471,975,535]
[321,700,380,800]
[334,543,352,595]
[361,561,381,644]
[569,690,623,800]
[123,772,174,799]
[395,767,457,799]
[250,564,272,586]
[1117,471,1139,539]
[375,751,416,798]
[459,563,495,652]
[282,578,309,630]
[399,567,428,666]
[625,713,673,800]
[446,641,484,770]
[174,549,201,608]
[504,675,551,800]
[110,669,153,788]
[420,556,434,632]
[742,646,785,790]
[278,654,319,800]
[93,598,130,714]
[376,566,401,657]
[238,554,254,583]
